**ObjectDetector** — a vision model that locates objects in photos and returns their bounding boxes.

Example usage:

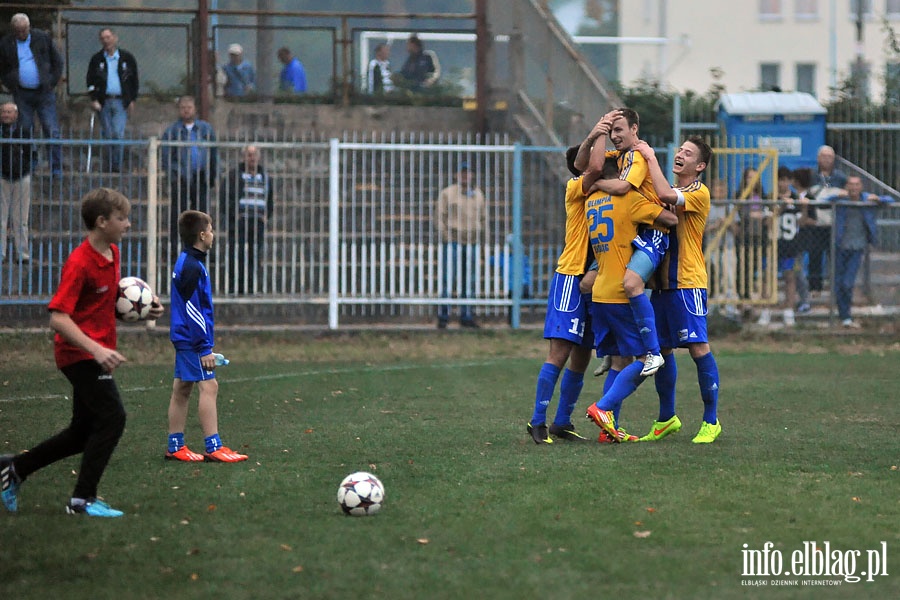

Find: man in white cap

[222,43,255,99]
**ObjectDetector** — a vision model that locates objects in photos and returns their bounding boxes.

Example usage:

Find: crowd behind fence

[1,136,897,329]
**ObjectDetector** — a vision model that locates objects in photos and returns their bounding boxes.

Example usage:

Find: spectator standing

[831,175,882,328]
[161,96,217,257]
[222,43,255,99]
[398,35,440,91]
[436,161,486,329]
[219,145,273,294]
[0,102,33,263]
[366,43,394,94]
[277,47,307,93]
[86,27,139,173]
[0,13,63,174]
[808,145,848,294]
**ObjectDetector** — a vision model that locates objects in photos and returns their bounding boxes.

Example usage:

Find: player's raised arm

[633,140,679,205]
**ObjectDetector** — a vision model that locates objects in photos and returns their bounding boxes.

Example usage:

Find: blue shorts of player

[651,289,710,348]
[174,350,216,382]
[543,272,594,348]
[779,256,796,273]
[628,228,669,281]
[589,303,644,358]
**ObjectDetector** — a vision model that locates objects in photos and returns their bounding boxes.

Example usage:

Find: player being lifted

[582,124,679,442]
[633,137,722,443]
[587,109,667,379]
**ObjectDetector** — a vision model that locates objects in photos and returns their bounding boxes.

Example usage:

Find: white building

[615,0,900,101]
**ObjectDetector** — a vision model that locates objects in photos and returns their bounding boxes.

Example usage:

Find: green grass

[1,331,898,599]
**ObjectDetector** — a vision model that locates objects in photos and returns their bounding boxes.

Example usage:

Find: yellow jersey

[555,177,590,275]
[586,188,665,303]
[652,180,711,290]
[607,149,661,206]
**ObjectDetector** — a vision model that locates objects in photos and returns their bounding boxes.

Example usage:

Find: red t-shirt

[48,239,120,368]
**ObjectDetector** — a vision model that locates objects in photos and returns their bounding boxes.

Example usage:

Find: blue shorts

[589,302,644,358]
[651,289,709,348]
[543,272,593,348]
[628,228,669,281]
[174,349,216,382]
[779,256,796,273]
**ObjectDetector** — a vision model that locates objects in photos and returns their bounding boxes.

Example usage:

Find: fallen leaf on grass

[852,497,861,502]
[190,573,199,581]
[633,531,652,538]
[646,507,656,513]
[280,544,292,551]
[417,538,429,545]
[207,504,216,512]
[292,565,304,573]
[304,428,314,434]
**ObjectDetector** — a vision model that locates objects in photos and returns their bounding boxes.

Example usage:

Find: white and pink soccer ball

[337,471,385,516]
[115,276,154,322]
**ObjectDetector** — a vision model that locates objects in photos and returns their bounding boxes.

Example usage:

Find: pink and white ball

[115,277,154,322]
[337,472,385,516]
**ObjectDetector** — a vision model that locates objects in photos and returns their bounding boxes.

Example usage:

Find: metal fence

[3,135,895,329]
[0,135,592,329]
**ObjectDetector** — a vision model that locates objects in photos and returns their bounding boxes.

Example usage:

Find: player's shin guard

[531,363,561,425]
[629,294,661,355]
[694,352,720,424]
[554,368,584,425]
[654,353,678,421]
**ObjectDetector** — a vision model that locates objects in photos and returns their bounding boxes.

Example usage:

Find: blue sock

[204,433,223,454]
[598,361,646,417]
[654,353,678,421]
[629,294,661,355]
[604,369,621,422]
[554,368,584,426]
[694,352,720,424]
[531,363,561,425]
[168,432,185,453]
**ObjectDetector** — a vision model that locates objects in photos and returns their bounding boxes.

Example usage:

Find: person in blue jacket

[830,175,884,328]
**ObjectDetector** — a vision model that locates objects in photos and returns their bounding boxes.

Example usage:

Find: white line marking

[0,359,509,404]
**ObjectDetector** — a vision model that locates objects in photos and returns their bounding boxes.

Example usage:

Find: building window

[795,0,819,19]
[886,62,900,103]
[849,0,873,18]
[796,63,816,95]
[759,0,783,20]
[761,63,781,90]
[888,0,900,19]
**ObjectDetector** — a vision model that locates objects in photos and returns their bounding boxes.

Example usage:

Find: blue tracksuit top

[170,246,215,354]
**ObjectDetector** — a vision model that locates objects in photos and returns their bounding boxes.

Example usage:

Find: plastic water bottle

[212,353,230,366]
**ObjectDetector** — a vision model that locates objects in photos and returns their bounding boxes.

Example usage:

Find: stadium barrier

[0,137,894,328]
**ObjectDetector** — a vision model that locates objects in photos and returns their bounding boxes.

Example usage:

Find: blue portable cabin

[716,91,827,197]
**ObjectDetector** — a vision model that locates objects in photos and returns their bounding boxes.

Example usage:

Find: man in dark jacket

[0,13,63,174]
[0,102,33,263]
[398,35,440,91]
[86,27,139,172]
[219,145,273,294]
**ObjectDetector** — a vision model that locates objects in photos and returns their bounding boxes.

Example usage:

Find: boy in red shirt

[0,188,163,517]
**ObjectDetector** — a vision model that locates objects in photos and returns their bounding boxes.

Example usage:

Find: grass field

[1,329,898,599]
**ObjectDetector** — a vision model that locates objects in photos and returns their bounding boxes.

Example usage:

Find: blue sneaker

[1,455,20,512]
[65,498,124,518]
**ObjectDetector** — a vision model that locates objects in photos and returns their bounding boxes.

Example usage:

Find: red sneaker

[165,446,205,462]
[204,447,248,463]
[585,404,619,440]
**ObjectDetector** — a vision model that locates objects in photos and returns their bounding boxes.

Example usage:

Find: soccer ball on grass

[337,471,385,516]
[116,276,154,322]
